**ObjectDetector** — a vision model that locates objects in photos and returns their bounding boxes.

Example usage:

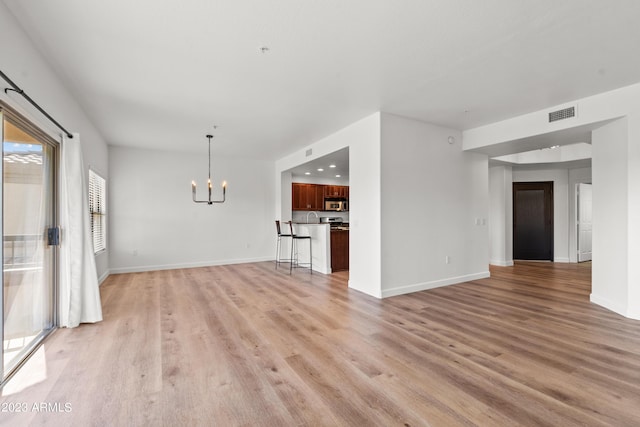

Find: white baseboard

[589,293,640,319]
[626,309,640,321]
[98,270,111,285]
[381,271,490,298]
[348,279,382,299]
[554,257,570,263]
[109,256,273,275]
[490,259,514,267]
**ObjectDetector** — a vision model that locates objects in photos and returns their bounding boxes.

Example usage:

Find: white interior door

[577,183,593,262]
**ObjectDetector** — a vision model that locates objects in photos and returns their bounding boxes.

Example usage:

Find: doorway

[576,183,593,262]
[513,182,554,261]
[1,104,58,384]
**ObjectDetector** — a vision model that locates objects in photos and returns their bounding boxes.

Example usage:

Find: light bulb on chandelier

[192,134,226,204]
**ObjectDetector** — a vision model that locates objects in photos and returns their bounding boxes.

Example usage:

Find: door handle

[47,226,60,246]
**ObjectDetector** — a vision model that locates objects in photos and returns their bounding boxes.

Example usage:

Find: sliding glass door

[1,105,58,384]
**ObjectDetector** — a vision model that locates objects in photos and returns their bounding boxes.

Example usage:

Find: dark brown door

[513,182,553,261]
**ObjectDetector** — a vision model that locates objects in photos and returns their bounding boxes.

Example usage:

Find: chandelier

[192,134,226,204]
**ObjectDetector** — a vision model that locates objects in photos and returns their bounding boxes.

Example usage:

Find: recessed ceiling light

[317,168,324,172]
[305,172,311,175]
[335,174,341,178]
[329,164,336,168]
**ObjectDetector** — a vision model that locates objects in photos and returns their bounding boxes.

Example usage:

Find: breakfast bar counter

[291,223,332,274]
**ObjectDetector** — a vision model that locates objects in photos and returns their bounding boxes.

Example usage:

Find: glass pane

[2,120,55,378]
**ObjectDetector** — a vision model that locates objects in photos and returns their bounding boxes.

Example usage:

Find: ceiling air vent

[305,148,313,157]
[548,106,576,123]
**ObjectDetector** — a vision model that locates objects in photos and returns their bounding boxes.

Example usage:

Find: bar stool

[288,221,312,274]
[275,220,292,269]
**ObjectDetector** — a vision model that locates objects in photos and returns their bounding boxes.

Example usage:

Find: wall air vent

[548,106,576,123]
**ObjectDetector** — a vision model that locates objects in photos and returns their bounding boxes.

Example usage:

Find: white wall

[591,118,628,315]
[348,115,382,297]
[512,168,570,262]
[464,82,640,319]
[463,83,640,152]
[276,112,491,299]
[109,146,274,273]
[280,171,293,223]
[276,113,382,297]
[627,111,640,319]
[590,115,640,320]
[489,165,513,266]
[0,4,110,281]
[380,113,489,297]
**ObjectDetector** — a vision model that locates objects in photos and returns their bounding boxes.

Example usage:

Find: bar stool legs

[288,221,312,274]
[274,220,292,269]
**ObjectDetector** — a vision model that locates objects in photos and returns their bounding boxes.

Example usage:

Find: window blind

[88,169,106,253]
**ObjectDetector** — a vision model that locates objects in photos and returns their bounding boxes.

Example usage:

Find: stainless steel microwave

[325,200,348,211]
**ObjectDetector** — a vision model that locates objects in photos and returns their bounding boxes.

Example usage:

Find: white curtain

[59,133,103,327]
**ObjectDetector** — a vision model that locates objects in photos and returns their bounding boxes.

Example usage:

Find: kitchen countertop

[293,222,330,225]
[293,222,349,230]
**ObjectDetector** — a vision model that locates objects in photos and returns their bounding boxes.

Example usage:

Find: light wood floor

[2,261,640,426]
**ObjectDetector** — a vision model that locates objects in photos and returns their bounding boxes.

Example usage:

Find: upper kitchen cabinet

[292,183,324,211]
[324,185,349,199]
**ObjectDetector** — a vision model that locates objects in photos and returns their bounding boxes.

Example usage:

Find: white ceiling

[4,0,640,160]
[492,142,592,165]
[287,147,349,180]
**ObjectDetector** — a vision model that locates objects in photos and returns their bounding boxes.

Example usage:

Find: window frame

[88,168,106,254]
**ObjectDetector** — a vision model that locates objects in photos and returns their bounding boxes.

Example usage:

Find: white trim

[312,265,331,275]
[381,271,491,298]
[554,257,570,263]
[490,259,514,267]
[626,308,640,321]
[348,279,382,298]
[109,256,273,274]
[98,270,110,285]
[589,293,638,319]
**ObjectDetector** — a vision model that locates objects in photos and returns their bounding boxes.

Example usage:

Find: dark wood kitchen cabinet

[331,229,349,271]
[292,183,324,210]
[324,185,348,199]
